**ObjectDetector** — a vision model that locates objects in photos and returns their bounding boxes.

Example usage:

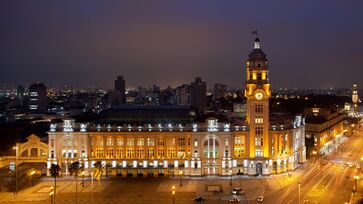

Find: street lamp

[50,186,54,204]
[172,185,175,204]
[179,170,183,187]
[229,169,232,187]
[298,182,301,204]
[354,176,360,192]
[81,171,85,187]
[13,146,18,195]
[30,170,36,186]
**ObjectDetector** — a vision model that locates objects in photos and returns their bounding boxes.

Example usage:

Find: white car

[257,195,264,202]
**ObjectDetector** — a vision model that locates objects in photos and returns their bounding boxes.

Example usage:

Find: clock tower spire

[245,37,271,158]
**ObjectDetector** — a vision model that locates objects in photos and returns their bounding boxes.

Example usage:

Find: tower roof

[248,38,267,61]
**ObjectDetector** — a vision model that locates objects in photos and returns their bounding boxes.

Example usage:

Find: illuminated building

[45,38,306,177]
[304,108,346,156]
[28,82,48,113]
[352,83,359,111]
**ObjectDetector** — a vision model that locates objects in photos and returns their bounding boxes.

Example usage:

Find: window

[147,138,155,146]
[157,149,165,158]
[234,147,244,157]
[51,139,54,147]
[255,117,263,124]
[96,149,104,158]
[106,138,113,146]
[234,136,244,145]
[106,149,114,158]
[137,138,144,146]
[255,149,263,157]
[194,140,198,147]
[255,104,263,113]
[126,149,134,158]
[255,127,263,136]
[225,139,229,147]
[147,149,155,158]
[96,139,103,146]
[178,138,185,146]
[255,138,263,146]
[127,138,134,146]
[116,149,124,158]
[137,149,144,158]
[116,138,124,146]
[158,139,165,146]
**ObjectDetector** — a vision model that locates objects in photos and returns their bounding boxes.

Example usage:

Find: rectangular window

[116,138,124,146]
[106,138,113,146]
[158,139,165,146]
[194,140,198,147]
[255,117,263,124]
[127,138,134,146]
[147,138,155,146]
[255,104,263,113]
[255,138,263,146]
[225,139,229,147]
[255,149,263,157]
[234,136,244,145]
[137,138,144,146]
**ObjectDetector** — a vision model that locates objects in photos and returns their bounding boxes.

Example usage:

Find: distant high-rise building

[174,84,191,106]
[28,82,48,112]
[213,83,227,99]
[17,85,24,106]
[352,83,359,110]
[190,77,206,113]
[114,76,126,103]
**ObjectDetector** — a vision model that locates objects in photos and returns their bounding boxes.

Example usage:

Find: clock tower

[245,38,271,158]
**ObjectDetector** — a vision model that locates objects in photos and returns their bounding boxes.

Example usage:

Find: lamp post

[179,170,183,187]
[30,170,36,186]
[229,169,233,186]
[298,182,301,204]
[13,146,18,195]
[81,171,85,187]
[172,185,175,204]
[354,176,360,192]
[50,186,54,204]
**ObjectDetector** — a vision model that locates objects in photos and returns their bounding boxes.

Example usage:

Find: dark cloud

[0,1,362,89]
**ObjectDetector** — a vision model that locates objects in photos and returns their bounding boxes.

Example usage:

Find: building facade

[28,82,48,113]
[46,38,306,177]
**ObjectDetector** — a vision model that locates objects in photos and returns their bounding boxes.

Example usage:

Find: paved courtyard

[0,167,306,204]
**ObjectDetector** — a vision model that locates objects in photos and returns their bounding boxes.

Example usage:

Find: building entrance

[203,136,220,175]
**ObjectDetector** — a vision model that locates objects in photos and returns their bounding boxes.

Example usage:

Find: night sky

[1,1,362,89]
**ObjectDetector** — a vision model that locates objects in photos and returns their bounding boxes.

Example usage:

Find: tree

[49,164,60,204]
[69,161,83,204]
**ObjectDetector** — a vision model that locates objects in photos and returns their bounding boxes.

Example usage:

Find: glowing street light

[50,186,54,204]
[179,170,183,187]
[172,185,175,204]
[229,169,233,187]
[81,171,85,187]
[354,175,360,192]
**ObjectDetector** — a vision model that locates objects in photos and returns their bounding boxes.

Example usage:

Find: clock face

[255,92,264,100]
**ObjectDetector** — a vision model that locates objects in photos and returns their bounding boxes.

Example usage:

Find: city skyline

[1,1,363,89]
